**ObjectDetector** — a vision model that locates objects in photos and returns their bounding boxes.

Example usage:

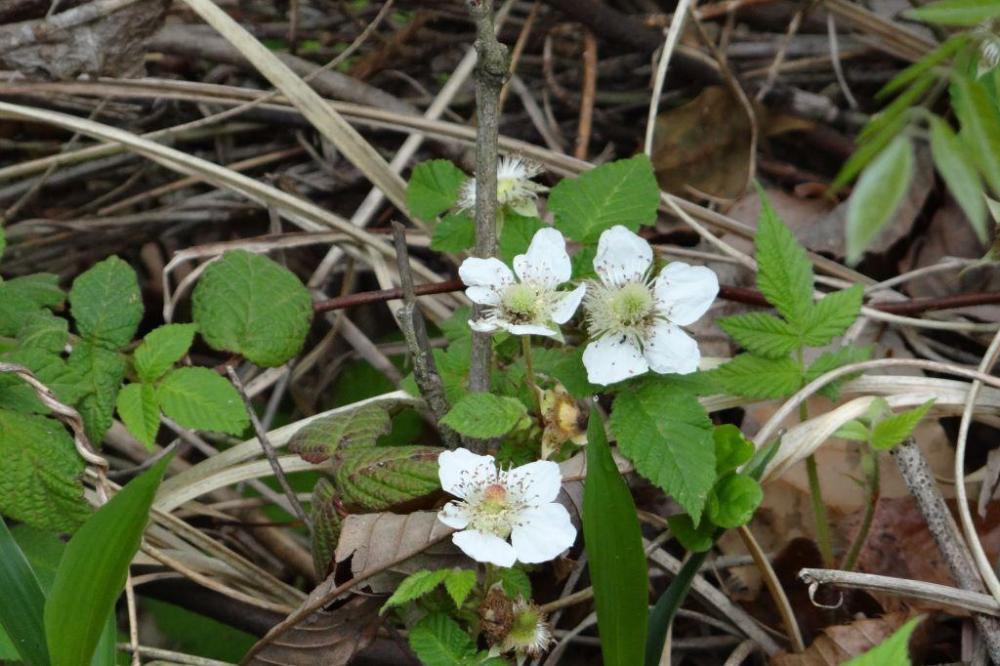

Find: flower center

[481,483,508,513]
[609,283,654,327]
[501,283,541,323]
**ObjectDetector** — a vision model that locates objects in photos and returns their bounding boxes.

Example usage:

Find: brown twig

[225,366,313,533]
[390,222,461,449]
[574,29,597,160]
[890,438,1000,662]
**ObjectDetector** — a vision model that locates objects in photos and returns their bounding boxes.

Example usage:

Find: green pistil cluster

[501,283,543,324]
[585,280,657,338]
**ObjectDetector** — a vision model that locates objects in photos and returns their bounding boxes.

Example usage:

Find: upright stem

[466,0,509,402]
[840,447,880,572]
[800,396,834,568]
[522,336,540,410]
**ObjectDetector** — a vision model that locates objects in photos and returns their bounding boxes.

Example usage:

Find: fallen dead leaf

[771,612,921,666]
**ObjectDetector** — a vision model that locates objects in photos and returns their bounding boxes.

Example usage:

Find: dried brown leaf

[771,612,917,665]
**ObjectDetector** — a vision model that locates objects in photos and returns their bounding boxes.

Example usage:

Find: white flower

[458,227,586,338]
[458,155,547,217]
[437,448,576,567]
[582,225,718,386]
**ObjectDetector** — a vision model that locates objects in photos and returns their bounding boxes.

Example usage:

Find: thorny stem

[466,0,510,407]
[840,447,880,572]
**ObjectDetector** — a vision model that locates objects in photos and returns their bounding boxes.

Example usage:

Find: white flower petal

[593,225,653,286]
[550,284,586,324]
[437,501,471,529]
[469,316,501,333]
[654,262,719,326]
[438,448,496,499]
[459,257,515,306]
[506,460,563,505]
[453,529,517,567]
[457,179,476,212]
[643,322,700,375]
[503,322,560,338]
[582,334,648,385]
[513,228,571,287]
[510,503,577,564]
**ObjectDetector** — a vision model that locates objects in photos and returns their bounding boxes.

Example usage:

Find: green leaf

[498,567,532,599]
[498,214,545,263]
[45,456,170,666]
[408,613,477,666]
[907,0,1000,25]
[69,256,142,349]
[192,250,313,367]
[156,367,248,435]
[288,404,391,463]
[953,75,1000,195]
[718,312,801,359]
[835,419,871,442]
[549,155,660,242]
[5,273,65,310]
[116,382,160,447]
[801,285,864,347]
[804,345,873,400]
[843,616,923,665]
[17,311,68,353]
[583,412,648,666]
[666,514,715,553]
[334,445,442,511]
[870,400,935,450]
[310,478,342,579]
[928,115,988,242]
[713,424,754,476]
[754,190,814,328]
[706,473,763,529]
[531,347,599,399]
[846,135,915,265]
[611,382,715,521]
[831,113,908,194]
[878,36,968,99]
[134,323,197,382]
[67,341,125,445]
[444,569,477,608]
[0,518,49,666]
[0,225,5,263]
[0,409,89,532]
[381,569,452,614]
[440,393,527,438]
[430,213,475,253]
[857,72,934,146]
[0,285,41,336]
[712,354,803,400]
[407,160,468,222]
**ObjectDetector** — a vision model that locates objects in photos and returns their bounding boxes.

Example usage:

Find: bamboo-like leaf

[846,135,915,265]
[0,519,48,666]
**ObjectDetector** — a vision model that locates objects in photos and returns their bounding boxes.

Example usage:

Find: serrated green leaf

[610,383,714,521]
[755,190,814,328]
[835,420,871,442]
[706,473,762,529]
[846,135,915,265]
[408,613,477,666]
[498,567,531,599]
[334,445,442,511]
[870,400,935,450]
[549,155,660,242]
[530,347,598,399]
[843,615,923,665]
[115,383,159,448]
[801,285,864,347]
[430,213,475,253]
[953,76,1000,195]
[0,518,49,666]
[712,354,803,400]
[0,409,89,532]
[878,36,967,99]
[444,569,477,608]
[192,250,313,367]
[5,273,64,310]
[718,312,801,359]
[288,404,391,463]
[440,393,526,438]
[68,342,126,446]
[858,72,934,146]
[666,514,715,553]
[714,424,754,475]
[498,214,545,263]
[381,569,451,614]
[45,456,169,666]
[928,115,988,242]
[407,160,468,222]
[2,348,86,413]
[0,286,44,337]
[906,0,1000,25]
[134,323,197,382]
[17,311,68,353]
[156,367,248,435]
[69,257,142,349]
[582,412,648,666]
[805,345,873,400]
[831,113,908,194]
[310,478,341,579]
